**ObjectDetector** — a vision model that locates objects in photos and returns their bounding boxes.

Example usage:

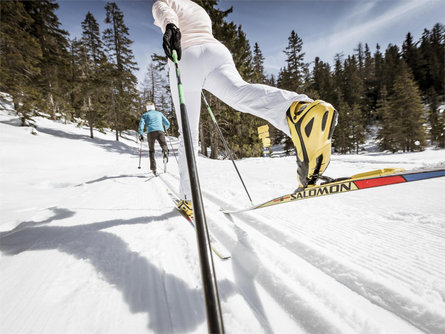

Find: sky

[56,0,445,88]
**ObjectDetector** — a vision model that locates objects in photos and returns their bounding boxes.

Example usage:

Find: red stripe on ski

[274,195,290,202]
[354,175,406,189]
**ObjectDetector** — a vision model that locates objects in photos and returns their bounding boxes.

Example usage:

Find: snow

[1,104,445,334]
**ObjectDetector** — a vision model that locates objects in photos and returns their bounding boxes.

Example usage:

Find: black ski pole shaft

[172,50,224,334]
[138,139,142,169]
[201,92,253,205]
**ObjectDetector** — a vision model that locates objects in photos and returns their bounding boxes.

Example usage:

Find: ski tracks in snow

[162,171,445,334]
[2,106,444,334]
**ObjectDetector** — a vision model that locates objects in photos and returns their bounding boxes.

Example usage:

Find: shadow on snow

[0,207,233,333]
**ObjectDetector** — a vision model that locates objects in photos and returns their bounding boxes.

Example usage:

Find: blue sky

[57,0,444,87]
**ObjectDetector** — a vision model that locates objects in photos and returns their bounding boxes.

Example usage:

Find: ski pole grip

[172,50,178,63]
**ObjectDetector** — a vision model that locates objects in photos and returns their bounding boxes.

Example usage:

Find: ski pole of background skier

[164,128,178,165]
[172,50,225,334]
[201,92,253,205]
[138,138,142,169]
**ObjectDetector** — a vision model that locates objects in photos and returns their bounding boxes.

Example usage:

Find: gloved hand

[163,23,181,61]
[139,134,144,141]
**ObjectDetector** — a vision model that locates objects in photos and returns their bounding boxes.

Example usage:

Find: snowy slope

[1,107,445,334]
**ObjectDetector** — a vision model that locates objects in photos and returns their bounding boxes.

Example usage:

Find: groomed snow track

[157,171,445,334]
[2,108,445,334]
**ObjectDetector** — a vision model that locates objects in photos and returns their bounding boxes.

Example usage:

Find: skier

[152,0,337,216]
[138,102,170,175]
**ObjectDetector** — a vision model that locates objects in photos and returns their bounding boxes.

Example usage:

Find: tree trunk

[210,128,219,159]
[200,120,207,157]
[88,96,94,139]
[112,88,119,141]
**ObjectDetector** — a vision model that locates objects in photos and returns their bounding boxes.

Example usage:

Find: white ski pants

[168,42,311,200]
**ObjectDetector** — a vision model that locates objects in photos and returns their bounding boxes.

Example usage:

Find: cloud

[304,0,437,62]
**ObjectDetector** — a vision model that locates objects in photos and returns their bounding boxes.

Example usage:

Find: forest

[1,0,444,157]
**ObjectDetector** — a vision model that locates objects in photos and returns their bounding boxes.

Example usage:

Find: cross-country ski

[222,168,445,213]
[162,181,231,260]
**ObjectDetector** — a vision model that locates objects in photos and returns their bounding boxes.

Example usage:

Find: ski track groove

[266,204,445,279]
[205,201,421,334]
[84,162,444,333]
[151,176,210,333]
[241,210,445,333]
[279,223,445,287]
[155,174,284,332]
[161,175,428,332]
[184,175,445,334]
[276,207,445,254]
[267,209,445,297]
[158,173,350,333]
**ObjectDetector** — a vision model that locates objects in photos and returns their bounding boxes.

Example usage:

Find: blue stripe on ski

[403,170,445,182]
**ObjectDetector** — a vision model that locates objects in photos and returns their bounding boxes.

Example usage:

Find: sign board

[258,124,271,157]
[257,124,269,135]
[262,137,271,147]
[258,131,269,139]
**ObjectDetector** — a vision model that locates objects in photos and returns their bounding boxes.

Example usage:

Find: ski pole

[172,50,224,334]
[138,138,142,169]
[201,92,253,205]
[164,128,178,165]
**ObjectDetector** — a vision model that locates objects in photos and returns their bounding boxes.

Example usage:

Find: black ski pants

[147,131,168,171]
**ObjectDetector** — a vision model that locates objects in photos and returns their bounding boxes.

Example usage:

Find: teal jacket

[138,109,170,134]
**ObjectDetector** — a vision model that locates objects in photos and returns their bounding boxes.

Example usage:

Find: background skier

[138,102,170,175]
[152,0,337,215]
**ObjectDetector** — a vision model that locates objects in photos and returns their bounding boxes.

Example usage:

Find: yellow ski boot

[177,199,193,218]
[286,100,338,191]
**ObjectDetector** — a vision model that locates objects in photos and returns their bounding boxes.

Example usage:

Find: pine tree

[402,32,421,89]
[82,12,105,66]
[342,55,363,107]
[67,38,83,119]
[142,63,156,105]
[343,55,366,148]
[379,63,426,152]
[278,30,306,93]
[80,12,107,138]
[331,53,344,105]
[350,103,365,153]
[252,42,266,84]
[376,86,394,151]
[22,0,71,118]
[0,0,42,126]
[383,44,402,94]
[333,92,353,153]
[373,44,384,97]
[103,1,139,141]
[393,63,426,151]
[276,30,308,154]
[362,43,376,122]
[231,27,263,158]
[151,53,177,135]
[418,24,444,96]
[311,57,333,101]
[426,88,445,147]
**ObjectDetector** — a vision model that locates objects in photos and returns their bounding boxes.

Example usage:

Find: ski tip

[218,254,231,260]
[220,207,234,214]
